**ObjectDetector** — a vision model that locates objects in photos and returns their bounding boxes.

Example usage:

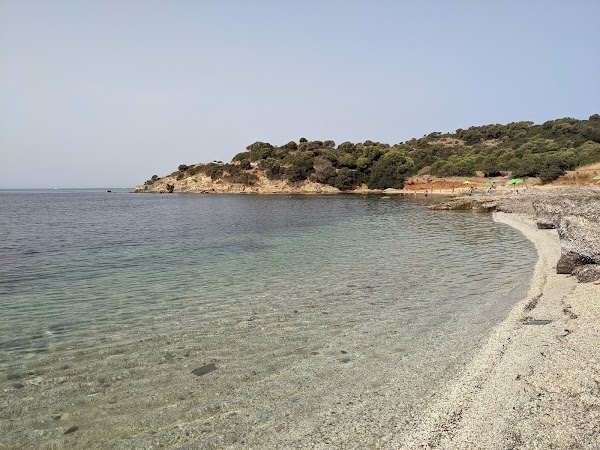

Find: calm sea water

[0,190,536,449]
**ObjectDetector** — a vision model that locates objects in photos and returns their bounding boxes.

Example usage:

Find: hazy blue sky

[1,0,599,188]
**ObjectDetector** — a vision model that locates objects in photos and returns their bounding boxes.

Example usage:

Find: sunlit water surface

[0,190,536,448]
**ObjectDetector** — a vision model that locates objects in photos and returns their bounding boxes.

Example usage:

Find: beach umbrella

[462,181,471,184]
[484,181,493,185]
[502,175,510,179]
[507,178,524,185]
[492,180,501,183]
[594,175,600,180]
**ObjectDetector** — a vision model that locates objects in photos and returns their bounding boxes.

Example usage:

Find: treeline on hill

[145,115,600,190]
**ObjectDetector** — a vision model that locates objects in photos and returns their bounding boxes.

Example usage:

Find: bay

[0,190,536,448]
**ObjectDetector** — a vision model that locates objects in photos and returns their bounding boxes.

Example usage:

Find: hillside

[136,115,600,193]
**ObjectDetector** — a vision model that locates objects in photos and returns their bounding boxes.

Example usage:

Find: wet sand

[396,212,600,449]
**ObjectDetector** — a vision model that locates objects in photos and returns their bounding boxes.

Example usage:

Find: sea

[0,189,536,449]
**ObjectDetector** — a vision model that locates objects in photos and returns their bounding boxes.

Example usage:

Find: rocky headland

[135,171,344,194]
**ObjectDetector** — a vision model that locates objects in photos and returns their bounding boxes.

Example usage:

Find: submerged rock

[192,364,217,377]
[428,197,498,212]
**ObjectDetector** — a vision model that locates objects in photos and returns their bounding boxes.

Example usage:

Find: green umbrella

[484,181,493,186]
[507,178,524,185]
[594,175,600,180]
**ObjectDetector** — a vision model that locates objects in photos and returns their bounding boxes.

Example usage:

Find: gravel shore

[395,211,600,449]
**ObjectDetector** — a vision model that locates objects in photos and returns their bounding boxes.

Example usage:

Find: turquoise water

[0,190,536,448]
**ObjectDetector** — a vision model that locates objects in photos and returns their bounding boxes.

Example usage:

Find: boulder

[556,251,594,274]
[536,219,555,229]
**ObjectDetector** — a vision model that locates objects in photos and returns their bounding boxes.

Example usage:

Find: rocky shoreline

[397,212,600,448]
[430,186,600,283]
[498,187,600,283]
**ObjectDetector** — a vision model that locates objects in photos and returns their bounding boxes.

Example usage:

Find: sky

[1,0,599,188]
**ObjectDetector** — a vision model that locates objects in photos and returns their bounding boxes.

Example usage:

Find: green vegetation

[145,115,600,189]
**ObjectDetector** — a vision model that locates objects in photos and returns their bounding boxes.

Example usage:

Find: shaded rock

[476,201,499,213]
[12,383,24,389]
[64,426,79,435]
[557,252,594,274]
[523,318,552,325]
[572,264,600,283]
[192,364,217,377]
[556,253,578,274]
[536,219,555,229]
[523,319,552,325]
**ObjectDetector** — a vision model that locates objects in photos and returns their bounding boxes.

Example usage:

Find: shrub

[202,163,224,180]
[225,172,259,185]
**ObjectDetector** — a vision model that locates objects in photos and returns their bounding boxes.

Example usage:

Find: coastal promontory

[136,115,600,194]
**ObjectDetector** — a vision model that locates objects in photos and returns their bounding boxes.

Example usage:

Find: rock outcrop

[428,197,498,212]
[135,172,341,194]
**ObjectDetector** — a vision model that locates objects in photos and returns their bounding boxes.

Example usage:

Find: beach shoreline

[396,212,599,449]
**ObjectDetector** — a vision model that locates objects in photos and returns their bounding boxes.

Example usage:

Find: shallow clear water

[0,190,536,448]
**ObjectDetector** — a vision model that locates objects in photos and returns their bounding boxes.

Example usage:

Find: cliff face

[135,172,342,194]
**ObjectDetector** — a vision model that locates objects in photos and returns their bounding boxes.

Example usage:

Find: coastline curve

[396,212,600,449]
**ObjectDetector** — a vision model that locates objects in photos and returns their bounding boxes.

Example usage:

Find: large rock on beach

[556,252,593,274]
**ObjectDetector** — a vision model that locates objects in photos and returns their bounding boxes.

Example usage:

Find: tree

[337,141,354,152]
[331,168,357,190]
[282,141,298,151]
[312,157,336,183]
[368,151,414,189]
